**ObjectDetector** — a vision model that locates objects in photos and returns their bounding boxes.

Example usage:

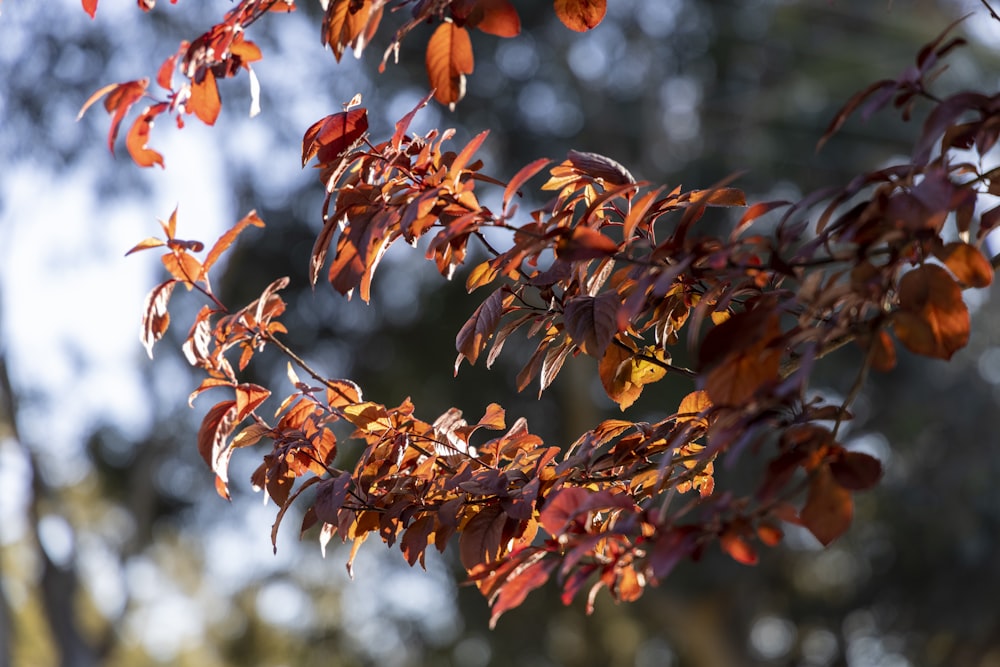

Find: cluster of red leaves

[117,5,1000,627]
[78,0,606,160]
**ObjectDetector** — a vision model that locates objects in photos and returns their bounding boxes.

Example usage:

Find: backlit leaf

[140,280,176,358]
[79,79,149,154]
[800,467,853,546]
[125,237,166,256]
[488,551,554,629]
[720,530,759,565]
[235,383,270,420]
[936,241,993,288]
[553,0,606,32]
[455,288,504,370]
[598,341,642,410]
[197,400,239,499]
[459,504,507,570]
[83,0,98,18]
[426,21,474,110]
[302,108,369,166]
[126,104,165,168]
[200,210,265,279]
[894,264,969,360]
[188,70,221,125]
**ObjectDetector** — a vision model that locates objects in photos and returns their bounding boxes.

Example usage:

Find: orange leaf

[426,21,474,110]
[936,241,993,288]
[189,70,221,125]
[78,79,149,154]
[800,467,853,546]
[322,0,374,61]
[553,0,606,32]
[894,264,969,360]
[454,0,521,37]
[125,237,166,256]
[756,523,784,547]
[162,251,203,286]
[685,187,747,207]
[235,383,271,421]
[200,210,265,279]
[701,309,783,406]
[720,530,759,565]
[126,104,165,168]
[503,158,550,214]
[598,341,642,410]
[676,390,712,426]
[82,0,98,18]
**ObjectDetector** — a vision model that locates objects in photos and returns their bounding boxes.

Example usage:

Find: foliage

[81,0,999,628]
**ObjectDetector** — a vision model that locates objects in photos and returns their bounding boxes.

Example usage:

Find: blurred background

[2,1,1000,665]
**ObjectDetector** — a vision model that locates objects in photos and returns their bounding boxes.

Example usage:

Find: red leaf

[732,200,791,239]
[197,400,240,499]
[140,280,176,358]
[553,0,606,32]
[647,527,697,582]
[426,21,474,110]
[539,487,633,536]
[78,79,150,154]
[302,108,369,166]
[455,287,505,369]
[562,291,619,357]
[400,515,435,567]
[126,104,166,168]
[391,91,434,150]
[830,451,883,491]
[489,553,556,629]
[555,227,619,261]
[459,504,507,570]
[82,0,98,18]
[800,467,853,546]
[188,69,221,126]
[450,130,489,178]
[503,158,550,214]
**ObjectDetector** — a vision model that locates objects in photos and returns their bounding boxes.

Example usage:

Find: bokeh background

[2,1,1000,665]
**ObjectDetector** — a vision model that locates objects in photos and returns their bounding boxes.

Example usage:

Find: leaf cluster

[99,2,999,626]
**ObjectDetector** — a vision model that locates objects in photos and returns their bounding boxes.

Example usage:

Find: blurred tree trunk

[0,356,99,667]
